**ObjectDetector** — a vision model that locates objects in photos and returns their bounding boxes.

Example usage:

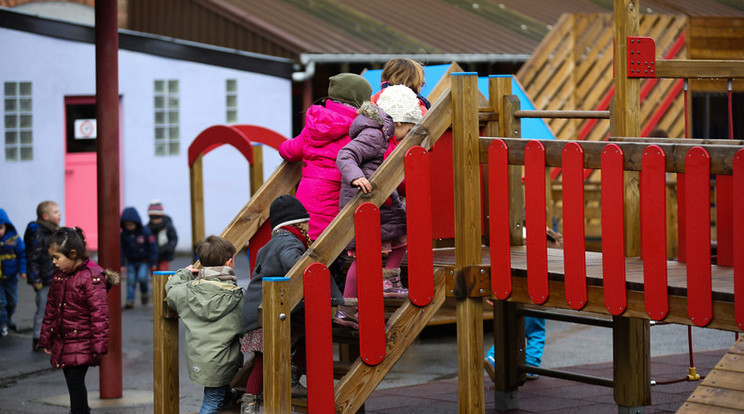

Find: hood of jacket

[0,209,17,236]
[187,266,243,322]
[350,102,395,141]
[120,207,143,228]
[304,100,358,146]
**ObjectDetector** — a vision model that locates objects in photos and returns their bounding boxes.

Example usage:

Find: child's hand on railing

[352,177,372,193]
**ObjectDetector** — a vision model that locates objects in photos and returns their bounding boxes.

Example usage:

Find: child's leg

[200,384,231,414]
[137,262,149,296]
[125,263,137,304]
[342,259,358,298]
[0,282,8,328]
[63,365,89,414]
[245,352,263,395]
[524,316,546,367]
[32,286,49,342]
[6,281,18,325]
[385,245,407,269]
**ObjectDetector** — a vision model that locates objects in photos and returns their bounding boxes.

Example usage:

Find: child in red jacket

[40,227,112,414]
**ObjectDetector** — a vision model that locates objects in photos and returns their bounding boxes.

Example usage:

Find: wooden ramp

[678,336,744,413]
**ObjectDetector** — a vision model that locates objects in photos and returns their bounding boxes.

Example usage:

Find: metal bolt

[450,270,454,275]
[479,288,484,293]
[480,268,485,274]
[279,313,286,320]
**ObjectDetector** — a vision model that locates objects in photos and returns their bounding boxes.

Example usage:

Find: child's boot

[291,365,307,397]
[240,393,259,414]
[382,268,408,298]
[333,303,359,329]
[141,292,150,306]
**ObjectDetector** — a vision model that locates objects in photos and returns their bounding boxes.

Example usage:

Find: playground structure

[152,3,744,414]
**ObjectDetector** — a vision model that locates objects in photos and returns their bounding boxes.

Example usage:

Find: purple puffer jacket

[337,102,406,248]
[39,259,109,369]
[280,99,357,239]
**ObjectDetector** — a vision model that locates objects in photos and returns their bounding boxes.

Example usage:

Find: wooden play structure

[153,2,744,413]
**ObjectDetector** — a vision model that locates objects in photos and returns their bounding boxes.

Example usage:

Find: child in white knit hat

[334,85,422,328]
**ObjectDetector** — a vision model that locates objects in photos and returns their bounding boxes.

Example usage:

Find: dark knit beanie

[269,195,310,230]
[328,73,372,108]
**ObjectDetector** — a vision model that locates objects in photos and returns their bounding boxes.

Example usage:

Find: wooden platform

[431,246,738,332]
[678,336,744,413]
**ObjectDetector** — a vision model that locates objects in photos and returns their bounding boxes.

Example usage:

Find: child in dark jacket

[24,200,61,351]
[145,200,178,271]
[334,85,423,328]
[40,227,111,414]
[120,206,157,309]
[239,195,311,414]
[0,208,26,336]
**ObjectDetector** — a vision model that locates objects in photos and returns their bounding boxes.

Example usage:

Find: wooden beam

[452,72,485,414]
[153,273,178,414]
[478,138,742,176]
[189,155,205,250]
[249,144,264,197]
[262,278,292,414]
[656,59,744,79]
[613,316,651,407]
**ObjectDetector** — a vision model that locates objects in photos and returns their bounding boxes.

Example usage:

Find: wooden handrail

[655,59,744,79]
[514,109,610,119]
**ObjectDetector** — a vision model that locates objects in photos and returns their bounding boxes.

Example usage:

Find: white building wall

[0,26,291,252]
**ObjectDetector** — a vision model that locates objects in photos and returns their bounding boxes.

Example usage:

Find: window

[4,81,33,161]
[692,91,743,139]
[154,79,179,156]
[226,79,238,123]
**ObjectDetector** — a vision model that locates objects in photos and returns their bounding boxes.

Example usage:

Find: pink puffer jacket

[39,259,109,368]
[279,99,357,240]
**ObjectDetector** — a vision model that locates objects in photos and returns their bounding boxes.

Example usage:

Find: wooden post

[502,95,525,246]
[263,277,292,414]
[190,154,205,250]
[153,272,178,414]
[613,0,650,411]
[250,144,264,196]
[452,72,485,413]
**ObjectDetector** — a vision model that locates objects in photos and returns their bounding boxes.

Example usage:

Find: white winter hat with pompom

[377,85,423,124]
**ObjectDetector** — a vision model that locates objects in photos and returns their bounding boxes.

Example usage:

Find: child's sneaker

[124,301,134,309]
[0,324,7,337]
[240,393,259,414]
[333,304,359,329]
[382,268,408,298]
[141,293,150,306]
[526,372,539,380]
[484,356,496,382]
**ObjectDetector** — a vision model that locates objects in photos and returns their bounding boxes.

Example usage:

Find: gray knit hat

[377,85,423,124]
[328,73,372,108]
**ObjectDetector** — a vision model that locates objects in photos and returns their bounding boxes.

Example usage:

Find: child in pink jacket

[279,73,372,241]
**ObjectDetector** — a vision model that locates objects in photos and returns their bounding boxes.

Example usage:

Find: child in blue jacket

[120,206,157,309]
[0,208,26,336]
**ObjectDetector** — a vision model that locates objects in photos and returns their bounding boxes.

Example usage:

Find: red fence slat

[734,149,744,330]
[601,144,627,315]
[525,140,548,305]
[562,142,587,310]
[302,263,335,412]
[488,140,511,299]
[354,203,385,365]
[715,175,734,266]
[641,145,668,320]
[685,147,712,327]
[405,147,434,306]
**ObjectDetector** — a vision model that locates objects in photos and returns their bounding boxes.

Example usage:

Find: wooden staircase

[678,336,744,413]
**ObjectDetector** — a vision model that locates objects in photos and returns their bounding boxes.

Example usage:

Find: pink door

[64,97,99,250]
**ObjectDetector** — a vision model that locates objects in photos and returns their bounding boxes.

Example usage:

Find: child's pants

[32,285,49,339]
[126,262,150,303]
[525,316,546,367]
[0,279,18,326]
[200,384,231,414]
[63,365,89,414]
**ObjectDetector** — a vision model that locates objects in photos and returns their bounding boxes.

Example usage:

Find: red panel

[429,132,455,239]
[354,203,385,365]
[715,175,733,266]
[405,147,434,306]
[627,36,656,78]
[248,221,271,278]
[601,144,627,315]
[525,140,548,305]
[733,150,744,330]
[562,143,587,310]
[677,174,687,262]
[302,263,335,412]
[641,146,668,320]
[685,147,712,327]
[488,140,511,299]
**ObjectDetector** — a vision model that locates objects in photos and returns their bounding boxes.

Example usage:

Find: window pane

[168,141,179,155]
[5,147,17,161]
[155,142,165,156]
[20,130,32,144]
[226,79,237,92]
[19,98,32,112]
[5,114,17,128]
[168,96,179,108]
[154,96,164,108]
[20,114,32,128]
[169,126,179,138]
[5,130,17,145]
[19,82,31,96]
[20,146,32,160]
[5,99,16,112]
[227,109,237,123]
[155,111,165,124]
[4,82,17,96]
[168,80,178,93]
[154,80,164,93]
[168,110,178,123]
[226,95,237,107]
[155,127,165,140]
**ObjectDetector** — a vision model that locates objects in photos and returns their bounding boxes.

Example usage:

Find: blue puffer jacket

[120,207,157,266]
[0,209,26,282]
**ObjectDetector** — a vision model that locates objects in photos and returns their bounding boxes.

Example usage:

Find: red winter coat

[39,259,110,368]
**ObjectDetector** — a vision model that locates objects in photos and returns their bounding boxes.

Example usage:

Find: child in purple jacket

[334,85,423,328]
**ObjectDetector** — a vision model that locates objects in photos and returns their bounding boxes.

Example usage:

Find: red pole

[95,0,122,398]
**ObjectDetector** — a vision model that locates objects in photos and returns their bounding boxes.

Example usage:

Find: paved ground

[0,253,736,413]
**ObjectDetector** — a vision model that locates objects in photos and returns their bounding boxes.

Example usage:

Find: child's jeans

[126,262,149,303]
[200,384,231,414]
[0,279,18,326]
[32,285,49,339]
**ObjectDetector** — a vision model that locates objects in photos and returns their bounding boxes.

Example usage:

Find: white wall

[0,26,291,252]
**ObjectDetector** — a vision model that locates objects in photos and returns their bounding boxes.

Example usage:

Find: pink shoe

[382,268,408,298]
[333,304,359,329]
